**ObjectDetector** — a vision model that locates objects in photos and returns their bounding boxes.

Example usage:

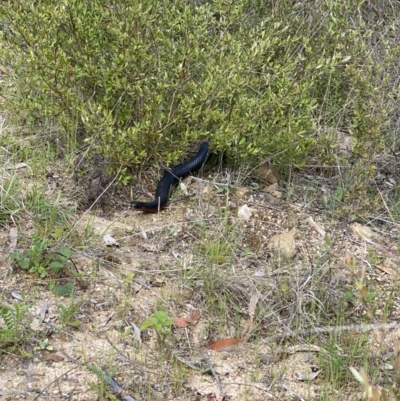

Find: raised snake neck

[131,141,210,212]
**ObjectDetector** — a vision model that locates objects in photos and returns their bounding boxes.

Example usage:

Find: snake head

[131,201,144,210]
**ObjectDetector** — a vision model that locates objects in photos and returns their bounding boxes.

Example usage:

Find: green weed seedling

[57,295,83,329]
[0,303,33,351]
[141,311,173,342]
[11,239,73,278]
[33,337,53,352]
[87,364,120,400]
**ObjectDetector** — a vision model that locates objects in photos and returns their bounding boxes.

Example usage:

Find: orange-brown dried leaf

[42,353,64,362]
[174,317,193,328]
[205,338,244,352]
[376,264,400,280]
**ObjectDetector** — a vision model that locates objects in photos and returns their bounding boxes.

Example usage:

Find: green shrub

[0,0,396,213]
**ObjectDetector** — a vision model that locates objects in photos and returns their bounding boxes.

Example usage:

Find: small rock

[264,193,282,205]
[255,161,279,185]
[103,234,120,247]
[259,354,272,365]
[265,183,282,198]
[350,223,381,242]
[269,228,297,259]
[238,205,252,221]
[235,187,249,199]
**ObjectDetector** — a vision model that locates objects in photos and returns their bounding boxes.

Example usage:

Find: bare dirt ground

[1,170,400,401]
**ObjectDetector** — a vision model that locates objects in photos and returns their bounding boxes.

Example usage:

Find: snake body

[131,141,210,212]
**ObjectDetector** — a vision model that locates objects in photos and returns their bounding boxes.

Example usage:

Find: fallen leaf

[248,292,260,321]
[174,309,201,328]
[5,162,29,170]
[131,322,142,348]
[42,353,64,362]
[205,338,244,352]
[307,216,326,237]
[376,264,400,279]
[11,291,23,301]
[174,317,193,328]
[7,227,18,253]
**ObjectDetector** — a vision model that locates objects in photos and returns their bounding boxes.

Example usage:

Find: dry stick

[264,321,400,343]
[53,250,80,274]
[94,367,139,401]
[32,352,139,401]
[104,334,159,376]
[200,349,224,396]
[33,365,81,401]
[0,391,38,397]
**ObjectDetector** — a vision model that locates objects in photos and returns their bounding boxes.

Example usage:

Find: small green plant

[0,174,20,225]
[202,217,238,265]
[33,337,53,352]
[25,191,73,238]
[87,364,119,401]
[141,311,173,341]
[11,239,73,278]
[0,302,33,351]
[57,296,83,329]
[52,281,75,297]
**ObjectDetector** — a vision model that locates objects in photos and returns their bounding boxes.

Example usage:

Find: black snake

[131,142,210,212]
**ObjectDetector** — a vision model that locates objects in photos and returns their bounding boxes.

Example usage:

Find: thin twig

[264,321,400,343]
[200,349,224,396]
[34,366,81,400]
[104,334,158,375]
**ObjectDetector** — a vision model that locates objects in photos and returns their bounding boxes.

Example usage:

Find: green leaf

[53,282,74,296]
[140,320,153,330]
[56,247,72,260]
[11,252,22,261]
[20,258,31,269]
[39,269,48,278]
[154,311,168,323]
[49,261,65,271]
